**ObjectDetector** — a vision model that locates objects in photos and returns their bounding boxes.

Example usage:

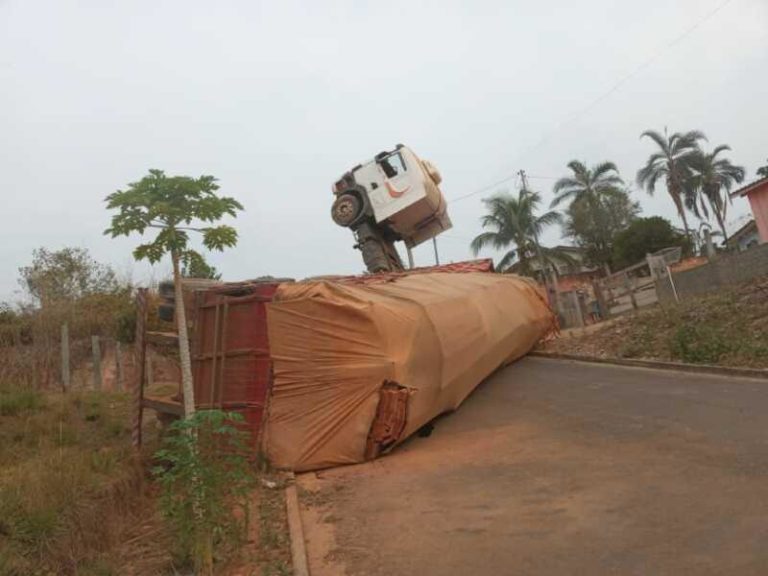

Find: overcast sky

[2,0,766,300]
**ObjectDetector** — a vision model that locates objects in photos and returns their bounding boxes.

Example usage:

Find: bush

[613,216,692,270]
[669,324,733,364]
[153,410,255,574]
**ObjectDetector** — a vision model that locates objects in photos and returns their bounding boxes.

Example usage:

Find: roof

[730,176,768,198]
[726,219,757,245]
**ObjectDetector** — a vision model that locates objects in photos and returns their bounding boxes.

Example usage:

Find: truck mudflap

[364,382,410,460]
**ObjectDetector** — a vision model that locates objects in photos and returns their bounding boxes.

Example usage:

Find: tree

[551,160,626,273]
[19,247,119,306]
[105,169,243,418]
[564,188,640,270]
[636,129,707,238]
[612,216,691,270]
[470,188,564,275]
[757,159,768,179]
[686,145,745,242]
[182,252,222,280]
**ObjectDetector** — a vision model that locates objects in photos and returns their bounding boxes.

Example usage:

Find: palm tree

[687,145,745,242]
[551,160,624,208]
[551,160,624,273]
[636,129,707,238]
[470,189,564,275]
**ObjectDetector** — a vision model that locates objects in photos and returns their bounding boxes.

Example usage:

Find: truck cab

[331,145,452,273]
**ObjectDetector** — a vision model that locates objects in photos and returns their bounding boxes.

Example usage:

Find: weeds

[670,324,734,364]
[153,410,256,574]
[547,275,768,368]
[0,389,168,575]
[0,387,43,416]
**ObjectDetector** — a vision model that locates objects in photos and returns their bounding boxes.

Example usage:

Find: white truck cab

[331,145,452,272]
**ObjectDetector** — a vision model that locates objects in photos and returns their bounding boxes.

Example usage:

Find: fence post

[132,289,148,449]
[146,350,154,388]
[91,335,102,391]
[592,281,610,320]
[623,273,639,310]
[115,341,124,392]
[60,323,70,391]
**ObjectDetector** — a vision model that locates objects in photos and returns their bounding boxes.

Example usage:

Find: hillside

[541,275,768,368]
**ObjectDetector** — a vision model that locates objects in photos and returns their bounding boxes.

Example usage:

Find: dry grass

[0,387,173,575]
[543,275,768,367]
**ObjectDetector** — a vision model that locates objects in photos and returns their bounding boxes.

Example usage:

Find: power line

[447,0,737,205]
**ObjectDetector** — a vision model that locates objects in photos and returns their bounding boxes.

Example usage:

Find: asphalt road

[297,356,768,576]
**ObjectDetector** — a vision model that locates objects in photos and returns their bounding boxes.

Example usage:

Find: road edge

[285,473,310,576]
[531,350,768,380]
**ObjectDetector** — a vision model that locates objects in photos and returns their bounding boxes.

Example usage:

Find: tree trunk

[715,211,728,245]
[172,250,196,418]
[712,192,729,245]
[678,201,691,239]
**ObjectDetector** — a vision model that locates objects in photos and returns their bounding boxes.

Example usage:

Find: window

[379,152,407,178]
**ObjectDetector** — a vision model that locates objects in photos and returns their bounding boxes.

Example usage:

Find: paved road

[297,357,768,576]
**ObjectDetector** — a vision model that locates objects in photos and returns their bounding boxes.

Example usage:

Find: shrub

[153,410,255,574]
[670,324,733,364]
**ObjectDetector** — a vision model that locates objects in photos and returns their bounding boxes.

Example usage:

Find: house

[507,245,599,286]
[725,218,760,252]
[730,177,768,244]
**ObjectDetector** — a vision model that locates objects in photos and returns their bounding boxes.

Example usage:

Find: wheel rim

[332,194,362,227]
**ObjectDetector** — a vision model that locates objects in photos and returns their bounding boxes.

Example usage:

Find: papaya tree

[104,169,243,417]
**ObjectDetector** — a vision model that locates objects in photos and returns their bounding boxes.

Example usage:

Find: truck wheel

[332,193,363,227]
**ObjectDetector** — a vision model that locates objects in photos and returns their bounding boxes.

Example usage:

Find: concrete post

[115,341,124,392]
[91,335,102,391]
[61,323,70,391]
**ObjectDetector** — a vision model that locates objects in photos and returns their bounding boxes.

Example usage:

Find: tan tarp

[263,272,555,471]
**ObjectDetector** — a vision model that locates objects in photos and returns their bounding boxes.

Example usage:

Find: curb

[530,350,768,380]
[285,473,310,576]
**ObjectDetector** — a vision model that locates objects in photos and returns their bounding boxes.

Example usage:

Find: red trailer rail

[138,281,281,449]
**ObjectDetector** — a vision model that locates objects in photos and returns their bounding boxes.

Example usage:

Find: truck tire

[331,193,364,227]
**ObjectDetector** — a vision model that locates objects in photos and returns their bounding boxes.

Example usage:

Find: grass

[0,386,171,575]
[545,275,768,368]
[0,388,43,417]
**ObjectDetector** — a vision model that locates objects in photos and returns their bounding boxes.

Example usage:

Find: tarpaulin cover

[263,272,555,471]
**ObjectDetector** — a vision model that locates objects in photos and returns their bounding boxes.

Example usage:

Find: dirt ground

[297,356,768,576]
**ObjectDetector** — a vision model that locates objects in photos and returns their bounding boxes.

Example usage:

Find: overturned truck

[144,262,555,472]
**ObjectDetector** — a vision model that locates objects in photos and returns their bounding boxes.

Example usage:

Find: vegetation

[563,187,639,271]
[637,129,707,238]
[686,145,745,242]
[470,188,565,274]
[0,388,170,575]
[552,160,634,272]
[105,169,243,417]
[612,216,691,270]
[19,247,120,307]
[153,410,255,574]
[2,248,135,390]
[182,251,222,280]
[542,275,768,367]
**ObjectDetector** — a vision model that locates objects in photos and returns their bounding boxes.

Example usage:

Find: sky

[1,0,767,300]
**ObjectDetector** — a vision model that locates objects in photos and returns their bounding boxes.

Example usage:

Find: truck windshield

[380,152,407,178]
